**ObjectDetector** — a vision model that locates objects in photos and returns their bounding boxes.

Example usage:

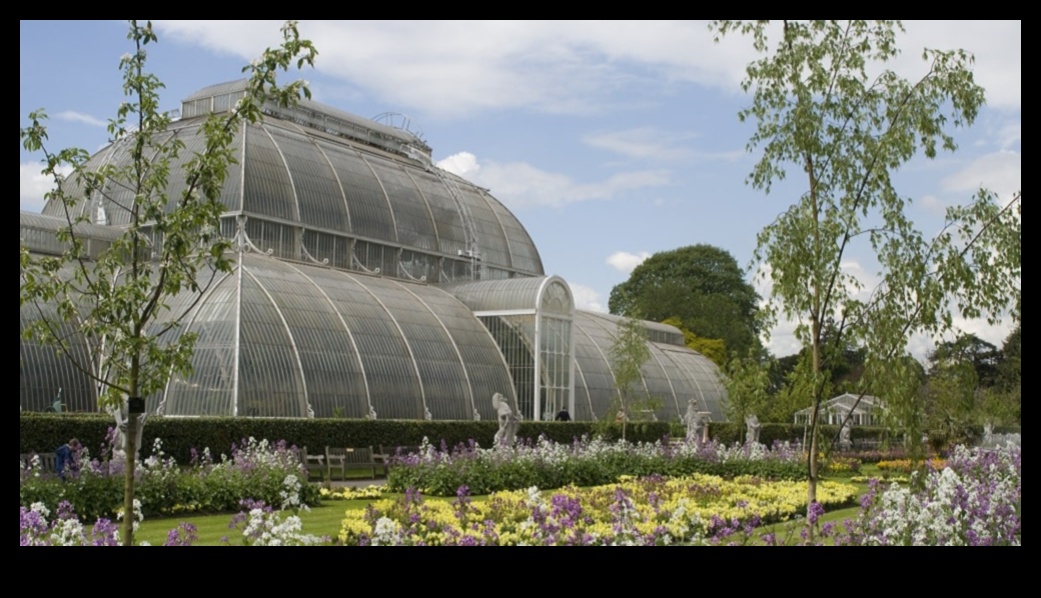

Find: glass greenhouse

[20,81,726,422]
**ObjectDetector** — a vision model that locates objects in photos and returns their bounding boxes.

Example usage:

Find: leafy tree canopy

[711,20,1021,520]
[928,333,1002,389]
[608,244,761,359]
[660,317,726,367]
[608,317,652,441]
[19,20,317,545]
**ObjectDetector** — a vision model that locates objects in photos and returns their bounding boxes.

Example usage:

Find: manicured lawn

[136,499,371,546]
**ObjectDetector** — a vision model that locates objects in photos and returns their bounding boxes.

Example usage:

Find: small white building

[793,393,883,426]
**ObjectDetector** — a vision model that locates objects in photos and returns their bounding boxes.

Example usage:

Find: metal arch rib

[338,271,428,419]
[399,166,442,254]
[157,265,238,416]
[573,318,621,413]
[571,352,594,421]
[308,133,353,232]
[281,261,373,418]
[660,349,711,420]
[472,186,513,270]
[582,314,653,402]
[240,266,312,417]
[355,151,399,244]
[257,122,302,224]
[387,279,476,419]
[430,168,480,276]
[646,344,681,417]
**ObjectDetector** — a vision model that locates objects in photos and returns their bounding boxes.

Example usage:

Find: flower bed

[387,436,806,496]
[876,457,947,474]
[341,474,859,545]
[845,444,1020,545]
[19,434,320,520]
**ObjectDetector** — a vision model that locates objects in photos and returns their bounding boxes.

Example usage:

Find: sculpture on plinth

[838,419,852,451]
[745,414,762,444]
[492,392,519,448]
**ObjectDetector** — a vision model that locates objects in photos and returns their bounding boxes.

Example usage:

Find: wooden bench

[20,452,58,474]
[325,446,385,480]
[377,444,421,465]
[290,446,327,481]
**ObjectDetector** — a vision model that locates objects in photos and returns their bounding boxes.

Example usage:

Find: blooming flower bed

[843,444,1020,545]
[320,486,387,501]
[388,436,806,496]
[876,457,947,474]
[340,474,859,545]
[19,434,321,520]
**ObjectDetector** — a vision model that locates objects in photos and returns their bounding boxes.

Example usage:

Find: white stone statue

[983,422,995,447]
[106,403,146,461]
[684,399,699,443]
[696,413,710,444]
[492,392,519,448]
[685,399,710,444]
[839,419,852,450]
[745,414,762,444]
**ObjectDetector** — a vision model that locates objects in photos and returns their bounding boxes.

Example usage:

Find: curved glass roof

[160,253,518,418]
[571,312,726,422]
[441,278,724,422]
[23,82,728,423]
[20,253,519,419]
[44,84,544,280]
[441,276,567,313]
[20,267,96,413]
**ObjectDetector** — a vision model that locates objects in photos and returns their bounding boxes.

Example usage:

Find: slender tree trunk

[120,349,141,546]
[806,152,822,541]
[121,408,137,546]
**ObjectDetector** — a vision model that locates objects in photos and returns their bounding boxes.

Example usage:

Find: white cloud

[568,282,607,313]
[20,162,67,213]
[757,255,1015,361]
[150,21,759,118]
[997,122,1021,150]
[705,21,1022,111]
[765,317,802,358]
[941,150,1021,200]
[900,21,1021,111]
[606,251,650,273]
[436,151,670,209]
[436,151,480,178]
[584,127,697,162]
[919,194,946,216]
[152,21,1019,118]
[55,110,107,128]
[838,260,881,303]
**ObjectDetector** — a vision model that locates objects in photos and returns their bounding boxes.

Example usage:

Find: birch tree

[610,317,651,441]
[710,20,1021,533]
[20,20,317,545]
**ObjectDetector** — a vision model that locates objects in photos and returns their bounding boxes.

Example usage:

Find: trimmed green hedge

[705,421,896,448]
[24,412,936,463]
[20,413,670,463]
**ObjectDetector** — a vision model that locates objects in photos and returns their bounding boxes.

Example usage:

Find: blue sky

[20,20,1021,359]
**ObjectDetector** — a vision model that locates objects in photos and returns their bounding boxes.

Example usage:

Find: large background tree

[923,330,1019,442]
[20,20,316,545]
[608,244,761,359]
[711,20,1021,528]
[995,302,1021,422]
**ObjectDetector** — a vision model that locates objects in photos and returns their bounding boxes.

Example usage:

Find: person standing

[55,438,81,481]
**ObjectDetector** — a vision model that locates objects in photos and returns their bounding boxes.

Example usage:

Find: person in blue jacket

[55,438,81,481]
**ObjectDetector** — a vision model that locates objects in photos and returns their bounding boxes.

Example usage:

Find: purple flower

[807,501,825,526]
[164,522,198,546]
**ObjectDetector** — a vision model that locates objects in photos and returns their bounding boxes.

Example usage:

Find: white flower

[30,502,50,517]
